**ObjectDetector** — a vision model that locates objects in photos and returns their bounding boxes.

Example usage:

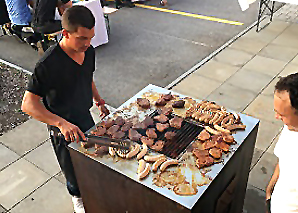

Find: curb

[0,59,32,75]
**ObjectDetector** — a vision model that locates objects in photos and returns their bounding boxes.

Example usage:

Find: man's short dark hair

[275,73,298,111]
[62,5,95,33]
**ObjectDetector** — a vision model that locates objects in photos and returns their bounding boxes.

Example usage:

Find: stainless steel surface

[69,84,259,210]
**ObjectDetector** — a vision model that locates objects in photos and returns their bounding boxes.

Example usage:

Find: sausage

[144,154,165,162]
[232,112,241,123]
[138,163,150,180]
[203,114,212,123]
[205,126,220,135]
[126,144,141,159]
[209,113,220,124]
[221,114,233,126]
[137,159,146,174]
[214,124,231,134]
[109,147,116,157]
[152,157,167,172]
[226,124,246,131]
[160,159,179,172]
[213,112,226,125]
[137,143,148,160]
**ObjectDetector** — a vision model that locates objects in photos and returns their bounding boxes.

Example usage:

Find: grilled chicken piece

[222,134,234,144]
[164,131,176,141]
[169,117,183,129]
[137,98,150,109]
[114,116,125,126]
[141,136,154,146]
[101,119,115,129]
[155,98,167,106]
[209,148,222,159]
[128,129,142,141]
[146,128,157,139]
[156,123,169,132]
[197,130,210,141]
[151,140,165,151]
[215,142,230,152]
[202,140,216,150]
[107,125,120,136]
[121,122,133,132]
[161,93,174,101]
[196,156,214,169]
[153,114,169,123]
[143,117,154,128]
[172,100,185,108]
[192,149,209,159]
[112,131,126,139]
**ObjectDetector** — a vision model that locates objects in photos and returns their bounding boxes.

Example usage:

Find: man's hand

[58,120,86,143]
[98,105,110,117]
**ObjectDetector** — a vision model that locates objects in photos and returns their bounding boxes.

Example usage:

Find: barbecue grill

[68,84,259,213]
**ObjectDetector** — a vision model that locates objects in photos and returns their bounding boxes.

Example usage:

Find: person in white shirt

[266,73,298,213]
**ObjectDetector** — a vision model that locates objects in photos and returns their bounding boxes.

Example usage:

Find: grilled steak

[161,93,174,101]
[151,140,165,151]
[156,123,169,132]
[197,130,210,141]
[153,114,169,123]
[137,98,150,109]
[141,136,154,146]
[101,119,115,129]
[215,142,230,152]
[93,146,109,157]
[202,140,216,150]
[121,122,133,132]
[164,131,176,141]
[114,116,125,126]
[192,149,209,159]
[155,98,167,106]
[132,122,147,130]
[172,100,185,108]
[146,128,157,139]
[143,117,154,128]
[169,117,183,129]
[112,131,126,139]
[81,141,95,149]
[128,129,142,141]
[223,134,234,144]
[196,156,214,169]
[94,126,106,136]
[209,148,222,159]
[107,125,120,136]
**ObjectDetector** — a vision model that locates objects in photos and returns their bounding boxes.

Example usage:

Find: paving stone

[255,120,282,152]
[172,75,222,100]
[0,119,49,155]
[24,140,60,176]
[260,20,290,33]
[224,69,272,94]
[54,171,66,185]
[272,31,298,48]
[248,152,278,190]
[243,184,266,213]
[10,179,73,213]
[0,159,50,209]
[213,48,254,67]
[0,205,7,213]
[278,63,298,77]
[0,144,19,171]
[229,37,268,55]
[242,55,287,77]
[244,94,283,125]
[261,77,279,96]
[258,43,298,63]
[194,60,239,82]
[207,83,256,112]
[291,54,298,65]
[282,23,298,34]
[250,147,264,170]
[244,26,281,43]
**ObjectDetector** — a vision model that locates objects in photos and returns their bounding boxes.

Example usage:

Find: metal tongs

[82,134,132,150]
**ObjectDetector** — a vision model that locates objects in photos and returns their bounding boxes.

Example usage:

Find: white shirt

[271,125,298,213]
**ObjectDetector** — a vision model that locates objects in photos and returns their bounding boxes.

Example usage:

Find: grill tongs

[81,134,132,150]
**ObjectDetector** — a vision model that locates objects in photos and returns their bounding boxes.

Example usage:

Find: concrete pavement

[1,4,298,213]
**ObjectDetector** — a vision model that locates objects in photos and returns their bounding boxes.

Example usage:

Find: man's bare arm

[21,91,85,142]
[92,80,109,116]
[266,162,279,200]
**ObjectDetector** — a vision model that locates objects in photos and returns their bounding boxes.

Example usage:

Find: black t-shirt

[32,0,70,26]
[27,43,95,132]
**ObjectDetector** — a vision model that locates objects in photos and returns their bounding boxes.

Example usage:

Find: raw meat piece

[146,128,157,139]
[141,136,154,146]
[156,123,169,132]
[169,117,183,129]
[164,131,176,141]
[153,114,169,123]
[137,98,150,109]
[128,129,142,141]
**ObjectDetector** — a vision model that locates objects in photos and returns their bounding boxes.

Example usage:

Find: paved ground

[0,0,280,107]
[1,3,298,213]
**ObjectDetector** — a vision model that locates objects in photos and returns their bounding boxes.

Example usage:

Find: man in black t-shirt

[22,6,109,213]
[32,0,72,34]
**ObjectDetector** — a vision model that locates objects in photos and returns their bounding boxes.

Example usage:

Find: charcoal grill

[68,84,259,213]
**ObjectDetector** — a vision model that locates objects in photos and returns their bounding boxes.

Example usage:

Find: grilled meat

[93,146,109,157]
[209,148,222,159]
[112,131,126,139]
[128,129,142,141]
[155,98,167,106]
[158,107,172,116]
[196,156,214,169]
[141,136,154,146]
[81,141,95,149]
[94,126,106,136]
[161,93,174,101]
[101,119,115,128]
[223,134,234,144]
[164,131,176,141]
[172,100,185,108]
[156,123,169,132]
[169,116,183,129]
[146,128,158,139]
[151,140,165,151]
[143,117,154,128]
[202,140,216,150]
[107,125,120,136]
[137,98,150,109]
[132,122,147,130]
[192,149,209,159]
[121,122,133,132]
[153,114,169,123]
[215,142,230,152]
[197,130,210,141]
[114,116,125,126]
